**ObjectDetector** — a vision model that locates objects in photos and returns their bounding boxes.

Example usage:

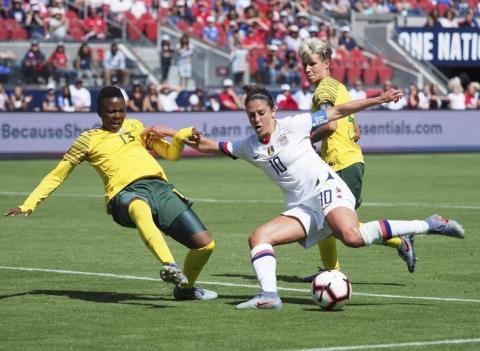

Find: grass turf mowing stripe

[1,191,480,210]
[1,266,480,304]
[289,338,480,351]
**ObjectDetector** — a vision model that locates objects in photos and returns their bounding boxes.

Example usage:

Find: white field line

[1,191,479,210]
[290,338,480,351]
[1,266,480,304]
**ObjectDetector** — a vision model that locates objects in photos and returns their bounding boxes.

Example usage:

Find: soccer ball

[311,270,352,310]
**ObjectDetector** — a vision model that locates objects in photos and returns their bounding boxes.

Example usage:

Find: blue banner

[396,27,480,65]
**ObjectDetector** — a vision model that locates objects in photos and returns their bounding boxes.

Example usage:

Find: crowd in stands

[0,0,479,112]
[1,75,478,112]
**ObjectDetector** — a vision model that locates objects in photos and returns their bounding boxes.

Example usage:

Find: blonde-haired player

[298,38,416,278]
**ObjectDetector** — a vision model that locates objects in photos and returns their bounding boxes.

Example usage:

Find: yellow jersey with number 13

[312,76,364,171]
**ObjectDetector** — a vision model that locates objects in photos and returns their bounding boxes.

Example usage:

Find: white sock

[251,243,277,293]
[360,220,429,245]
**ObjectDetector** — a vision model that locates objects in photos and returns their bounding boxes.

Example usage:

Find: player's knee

[338,227,364,248]
[248,227,269,248]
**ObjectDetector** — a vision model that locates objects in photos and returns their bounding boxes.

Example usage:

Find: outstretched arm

[4,160,76,217]
[184,129,224,156]
[326,88,403,122]
[142,126,197,161]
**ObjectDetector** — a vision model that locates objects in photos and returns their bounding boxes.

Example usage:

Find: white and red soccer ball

[311,270,352,310]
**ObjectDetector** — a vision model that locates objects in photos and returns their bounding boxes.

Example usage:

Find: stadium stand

[0,0,478,112]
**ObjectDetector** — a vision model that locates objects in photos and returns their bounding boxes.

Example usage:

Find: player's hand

[184,128,202,148]
[4,207,32,217]
[379,88,403,104]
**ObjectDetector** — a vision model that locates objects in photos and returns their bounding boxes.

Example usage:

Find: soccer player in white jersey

[167,85,465,310]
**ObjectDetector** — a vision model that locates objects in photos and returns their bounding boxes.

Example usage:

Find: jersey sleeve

[62,131,91,165]
[218,139,249,160]
[312,78,338,111]
[152,127,193,161]
[19,159,76,212]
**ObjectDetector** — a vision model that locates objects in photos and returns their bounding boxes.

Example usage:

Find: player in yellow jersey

[298,38,416,280]
[4,86,217,301]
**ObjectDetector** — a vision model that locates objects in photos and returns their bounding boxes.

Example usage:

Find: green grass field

[1,154,479,351]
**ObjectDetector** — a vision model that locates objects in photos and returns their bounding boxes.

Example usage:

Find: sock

[383,237,402,249]
[183,240,216,289]
[251,243,277,293]
[128,199,175,264]
[359,220,429,245]
[318,236,340,270]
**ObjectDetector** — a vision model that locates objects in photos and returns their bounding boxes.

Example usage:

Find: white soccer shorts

[282,176,356,249]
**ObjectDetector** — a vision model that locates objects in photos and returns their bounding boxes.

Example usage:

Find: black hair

[243,84,275,109]
[97,86,125,114]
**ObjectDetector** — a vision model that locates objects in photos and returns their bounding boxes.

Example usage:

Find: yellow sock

[384,237,402,249]
[128,199,175,264]
[183,240,216,288]
[319,235,340,270]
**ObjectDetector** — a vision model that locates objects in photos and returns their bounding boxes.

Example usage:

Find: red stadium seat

[347,66,362,85]
[11,28,28,40]
[366,88,383,98]
[378,66,393,84]
[146,21,157,41]
[330,59,346,82]
[363,65,377,85]
[176,20,190,32]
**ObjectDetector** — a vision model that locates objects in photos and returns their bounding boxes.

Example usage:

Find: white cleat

[235,292,283,310]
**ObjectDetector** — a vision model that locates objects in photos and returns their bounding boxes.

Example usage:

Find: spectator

[109,0,133,24]
[206,94,221,112]
[48,42,75,84]
[160,34,174,83]
[381,81,405,110]
[142,83,159,112]
[308,25,320,39]
[338,26,357,51]
[418,84,431,110]
[157,84,180,112]
[218,78,242,110]
[57,85,75,112]
[42,86,58,112]
[47,7,68,41]
[230,40,249,86]
[447,77,466,110]
[459,9,478,27]
[8,85,32,112]
[22,41,48,84]
[293,81,312,111]
[103,42,130,86]
[257,44,283,84]
[241,25,264,50]
[407,83,420,109]
[279,50,301,86]
[7,0,26,26]
[0,84,8,111]
[349,79,367,100]
[74,42,98,86]
[25,3,45,39]
[439,9,458,28]
[284,24,302,52]
[176,34,194,89]
[430,83,445,109]
[464,82,479,109]
[188,87,207,112]
[110,76,129,103]
[275,83,299,110]
[128,83,145,112]
[69,78,91,112]
[203,16,219,44]
[424,14,442,27]
[83,6,107,40]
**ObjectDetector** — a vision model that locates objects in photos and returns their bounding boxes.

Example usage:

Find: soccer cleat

[235,292,283,310]
[397,235,417,273]
[160,263,189,288]
[301,267,328,283]
[425,214,465,239]
[173,287,218,301]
